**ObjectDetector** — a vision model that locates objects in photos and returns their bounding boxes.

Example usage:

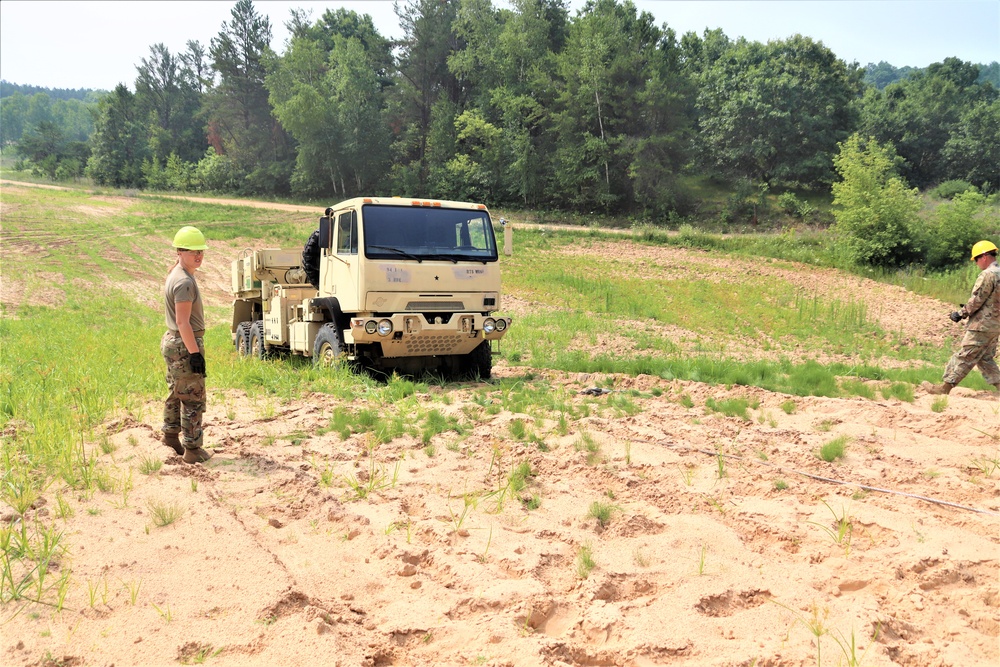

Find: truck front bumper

[347,313,511,358]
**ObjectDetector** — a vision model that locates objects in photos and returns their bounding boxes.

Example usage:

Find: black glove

[189,352,207,376]
[949,311,963,323]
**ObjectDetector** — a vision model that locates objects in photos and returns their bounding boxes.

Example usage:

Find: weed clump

[576,544,596,579]
[818,436,849,462]
[147,499,185,527]
[587,500,621,528]
[574,432,602,465]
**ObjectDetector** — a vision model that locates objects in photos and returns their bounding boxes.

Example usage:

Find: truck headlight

[377,319,393,336]
[483,318,496,334]
[495,318,507,332]
[364,320,378,334]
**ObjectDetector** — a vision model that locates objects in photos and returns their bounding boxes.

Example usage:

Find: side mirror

[319,216,332,249]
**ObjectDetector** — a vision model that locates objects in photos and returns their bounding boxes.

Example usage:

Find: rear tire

[249,321,268,359]
[234,322,252,357]
[313,323,344,368]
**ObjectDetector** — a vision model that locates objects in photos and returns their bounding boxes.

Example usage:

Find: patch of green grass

[509,418,528,440]
[781,400,797,414]
[607,392,641,417]
[138,455,163,475]
[880,382,914,402]
[587,500,621,528]
[816,419,836,432]
[930,396,948,412]
[838,379,875,400]
[704,396,751,420]
[509,461,534,494]
[576,543,596,579]
[147,499,185,527]
[421,409,461,444]
[818,435,850,462]
[773,479,789,491]
[574,432,602,465]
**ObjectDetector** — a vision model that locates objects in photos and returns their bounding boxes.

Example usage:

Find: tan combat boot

[162,432,184,455]
[921,381,955,395]
[183,447,213,464]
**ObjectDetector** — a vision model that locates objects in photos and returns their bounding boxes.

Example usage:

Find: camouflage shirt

[963,261,1000,332]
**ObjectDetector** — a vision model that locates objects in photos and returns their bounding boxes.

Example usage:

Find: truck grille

[405,334,464,354]
[406,301,464,311]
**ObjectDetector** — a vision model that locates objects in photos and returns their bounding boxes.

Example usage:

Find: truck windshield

[362,205,499,262]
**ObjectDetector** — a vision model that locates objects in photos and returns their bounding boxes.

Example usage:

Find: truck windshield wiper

[368,245,423,262]
[421,253,459,264]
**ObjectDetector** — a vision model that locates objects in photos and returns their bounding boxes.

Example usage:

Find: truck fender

[311,296,350,332]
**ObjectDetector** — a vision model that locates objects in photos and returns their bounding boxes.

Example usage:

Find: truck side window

[337,211,358,255]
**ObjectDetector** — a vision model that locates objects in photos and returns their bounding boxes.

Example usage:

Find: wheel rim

[318,342,338,367]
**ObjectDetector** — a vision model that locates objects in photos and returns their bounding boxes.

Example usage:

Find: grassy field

[0,183,984,611]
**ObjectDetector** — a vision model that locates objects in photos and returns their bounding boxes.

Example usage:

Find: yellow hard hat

[971,240,998,260]
[172,226,207,250]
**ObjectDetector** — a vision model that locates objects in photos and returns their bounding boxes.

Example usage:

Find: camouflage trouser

[943,329,1000,386]
[161,331,205,450]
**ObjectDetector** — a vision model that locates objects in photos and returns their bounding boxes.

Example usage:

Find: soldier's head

[971,240,998,269]
[173,226,207,270]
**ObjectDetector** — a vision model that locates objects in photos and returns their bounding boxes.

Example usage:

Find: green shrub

[194,147,240,192]
[725,179,769,224]
[930,180,977,200]
[924,190,989,269]
[777,192,816,219]
[778,192,800,215]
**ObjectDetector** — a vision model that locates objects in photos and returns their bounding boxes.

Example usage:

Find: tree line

[3,0,998,220]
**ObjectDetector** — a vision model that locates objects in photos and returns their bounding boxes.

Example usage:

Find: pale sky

[1,0,997,91]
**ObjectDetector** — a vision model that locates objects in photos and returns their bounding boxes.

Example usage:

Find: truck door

[322,209,361,311]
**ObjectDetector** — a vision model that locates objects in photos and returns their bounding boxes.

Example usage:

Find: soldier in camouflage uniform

[924,241,1000,395]
[162,226,213,463]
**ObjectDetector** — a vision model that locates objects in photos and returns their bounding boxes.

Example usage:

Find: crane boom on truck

[231,197,512,378]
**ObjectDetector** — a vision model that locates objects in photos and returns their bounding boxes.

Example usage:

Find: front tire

[313,323,345,368]
[464,341,492,380]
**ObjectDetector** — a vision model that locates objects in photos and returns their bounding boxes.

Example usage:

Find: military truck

[230,197,511,378]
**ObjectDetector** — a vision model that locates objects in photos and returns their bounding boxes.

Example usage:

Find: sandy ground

[3,367,998,667]
[2,183,999,666]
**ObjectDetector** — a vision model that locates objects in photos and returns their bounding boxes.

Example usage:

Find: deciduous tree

[696,35,862,187]
[831,134,921,268]
[858,58,997,189]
